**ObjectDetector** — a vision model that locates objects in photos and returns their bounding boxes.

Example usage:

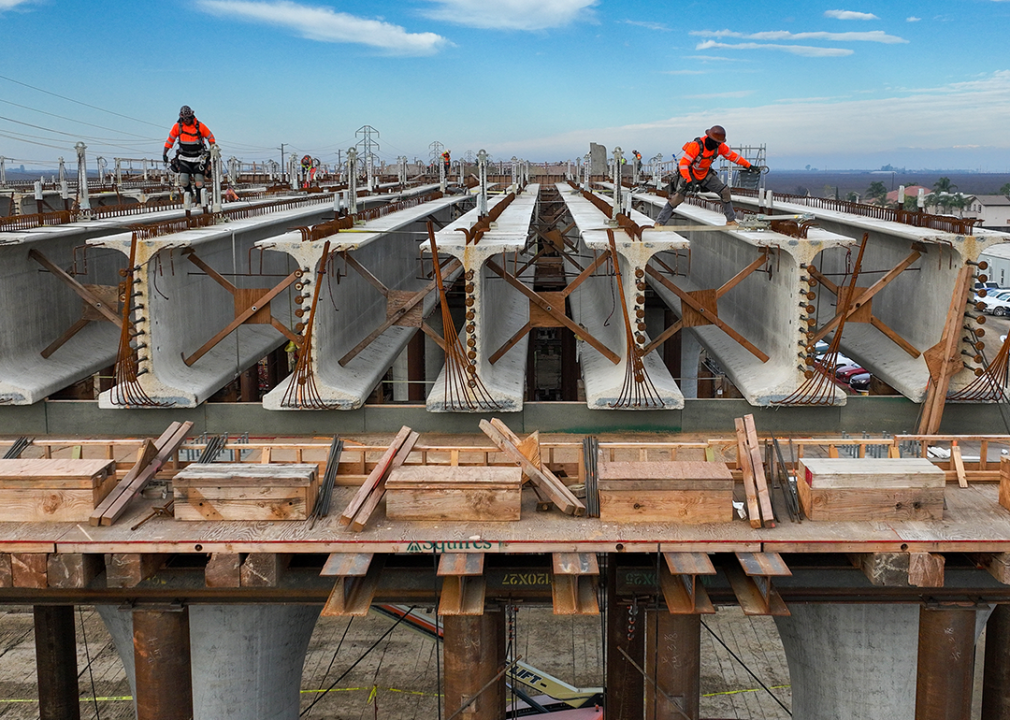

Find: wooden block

[106,553,168,589]
[47,553,102,589]
[240,553,290,587]
[951,444,968,488]
[735,418,762,528]
[597,460,733,491]
[598,489,731,524]
[985,553,1010,585]
[850,552,910,587]
[1000,457,1010,511]
[0,554,11,588]
[0,458,115,487]
[11,553,47,589]
[0,458,118,522]
[172,464,317,521]
[205,553,242,588]
[798,457,946,521]
[908,552,945,588]
[385,466,522,522]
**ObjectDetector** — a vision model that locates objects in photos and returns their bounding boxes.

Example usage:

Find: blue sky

[2,0,1010,170]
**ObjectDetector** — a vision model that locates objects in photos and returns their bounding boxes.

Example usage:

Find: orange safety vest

[679,136,749,181]
[165,119,215,158]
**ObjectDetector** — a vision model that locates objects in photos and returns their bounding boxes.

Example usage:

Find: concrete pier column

[99,604,320,720]
[645,611,700,720]
[34,606,80,720]
[915,607,976,720]
[407,329,425,401]
[983,604,1010,720]
[606,568,645,720]
[133,609,193,720]
[189,605,320,720]
[776,604,920,720]
[680,329,701,399]
[443,610,505,720]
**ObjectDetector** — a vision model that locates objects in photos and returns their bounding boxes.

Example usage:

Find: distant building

[884,185,931,205]
[965,195,1010,230]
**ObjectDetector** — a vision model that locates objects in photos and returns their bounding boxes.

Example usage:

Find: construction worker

[654,125,756,227]
[441,150,451,178]
[632,150,643,174]
[164,105,216,199]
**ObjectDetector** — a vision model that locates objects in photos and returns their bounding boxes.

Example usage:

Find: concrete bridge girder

[260,194,474,410]
[559,184,685,409]
[733,194,1010,401]
[425,187,541,412]
[94,200,338,409]
[634,192,852,406]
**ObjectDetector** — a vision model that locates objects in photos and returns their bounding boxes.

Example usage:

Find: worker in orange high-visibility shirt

[441,150,451,178]
[163,105,216,198]
[654,125,757,227]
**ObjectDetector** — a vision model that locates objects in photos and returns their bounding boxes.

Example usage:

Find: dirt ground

[0,603,989,719]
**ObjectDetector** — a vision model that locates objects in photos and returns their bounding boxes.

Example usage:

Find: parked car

[980,291,1010,316]
[974,282,1005,301]
[848,372,872,391]
[835,364,867,382]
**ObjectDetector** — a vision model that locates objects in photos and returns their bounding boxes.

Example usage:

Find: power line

[0,97,159,140]
[0,72,164,128]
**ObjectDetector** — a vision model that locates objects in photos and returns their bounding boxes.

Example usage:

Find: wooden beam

[715,250,768,299]
[47,553,102,589]
[908,552,945,588]
[850,552,910,587]
[240,553,291,587]
[869,315,921,358]
[348,430,420,532]
[204,553,242,588]
[105,553,168,588]
[339,426,412,525]
[734,418,762,528]
[12,553,48,589]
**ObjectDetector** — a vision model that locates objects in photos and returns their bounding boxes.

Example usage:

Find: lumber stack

[339,426,419,532]
[797,457,945,521]
[597,461,733,523]
[172,464,319,521]
[735,415,776,528]
[0,459,117,522]
[385,466,522,522]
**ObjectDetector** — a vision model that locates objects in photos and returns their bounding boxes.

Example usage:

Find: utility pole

[279,143,287,183]
[355,125,380,191]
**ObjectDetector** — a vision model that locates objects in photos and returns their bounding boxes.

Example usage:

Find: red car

[835,364,867,382]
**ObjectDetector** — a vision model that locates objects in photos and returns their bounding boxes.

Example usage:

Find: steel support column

[983,604,1010,720]
[34,606,80,720]
[133,609,193,720]
[915,606,976,720]
[607,563,646,720]
[443,610,505,720]
[645,611,700,720]
[407,330,425,402]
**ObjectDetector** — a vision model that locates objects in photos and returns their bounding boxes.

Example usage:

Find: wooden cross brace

[181,249,301,367]
[338,254,461,366]
[485,254,620,365]
[29,248,124,358]
[808,247,923,358]
[643,250,771,362]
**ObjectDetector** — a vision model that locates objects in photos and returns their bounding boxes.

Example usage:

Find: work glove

[685,180,700,194]
[743,165,761,174]
[163,152,168,163]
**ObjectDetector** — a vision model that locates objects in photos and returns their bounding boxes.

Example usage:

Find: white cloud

[622,19,671,31]
[421,0,597,31]
[907,16,921,22]
[692,29,907,44]
[824,9,879,20]
[683,55,748,63]
[489,71,1010,162]
[0,0,35,11]
[662,70,707,75]
[695,40,853,57]
[197,0,448,55]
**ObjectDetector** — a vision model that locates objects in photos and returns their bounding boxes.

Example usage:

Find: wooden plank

[984,553,1010,585]
[734,418,762,528]
[105,553,168,588]
[339,426,412,526]
[598,489,731,524]
[1001,457,1010,512]
[552,553,599,576]
[174,486,307,502]
[797,483,945,522]
[47,553,102,589]
[240,553,291,587]
[93,421,194,526]
[349,431,420,532]
[174,494,308,522]
[205,553,242,588]
[321,553,374,577]
[800,458,946,489]
[0,487,117,523]
[951,444,968,488]
[664,552,716,576]
[0,458,115,486]
[438,553,485,577]
[12,553,48,588]
[908,552,945,588]
[597,460,733,482]
[479,419,584,516]
[743,415,775,528]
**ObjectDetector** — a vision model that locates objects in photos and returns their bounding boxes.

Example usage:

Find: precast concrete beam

[776,603,992,720]
[560,184,684,409]
[95,197,337,408]
[424,187,541,412]
[633,190,852,406]
[732,193,1010,401]
[260,193,473,409]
